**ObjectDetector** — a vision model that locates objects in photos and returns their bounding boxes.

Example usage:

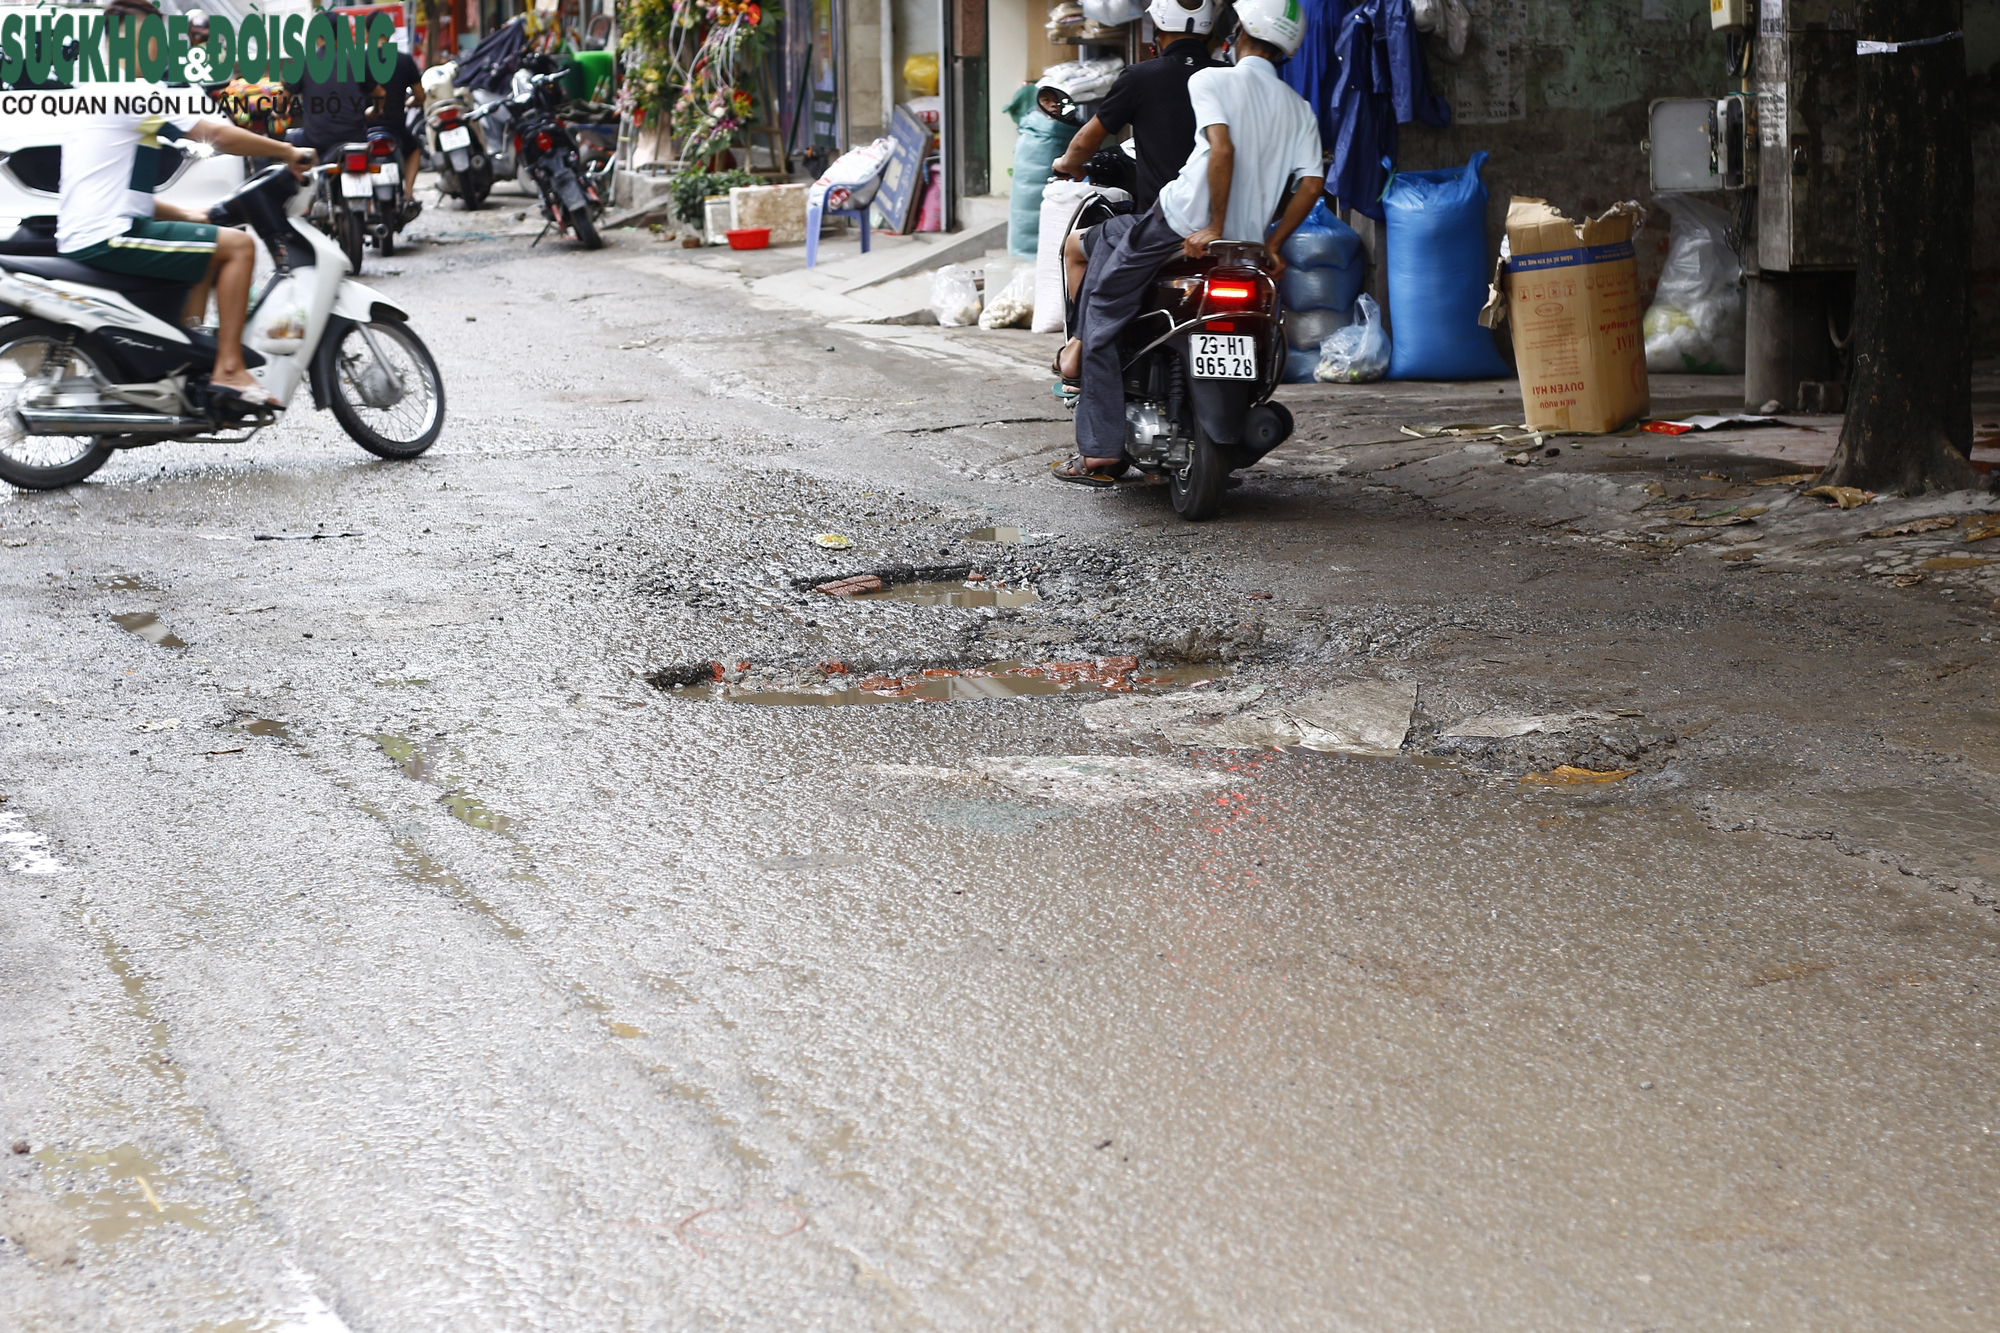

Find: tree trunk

[1822,0,1978,494]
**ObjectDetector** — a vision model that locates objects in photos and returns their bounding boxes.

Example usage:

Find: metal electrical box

[1754,0,1860,271]
[1711,0,1748,29]
[1649,94,1753,192]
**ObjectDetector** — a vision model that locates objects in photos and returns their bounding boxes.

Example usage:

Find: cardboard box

[1481,198,1649,434]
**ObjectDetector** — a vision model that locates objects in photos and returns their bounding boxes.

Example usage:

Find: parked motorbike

[469,56,606,250]
[1060,183,1293,521]
[426,95,494,209]
[0,165,446,491]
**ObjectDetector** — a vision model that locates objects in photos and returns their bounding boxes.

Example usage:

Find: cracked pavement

[3,204,2000,1329]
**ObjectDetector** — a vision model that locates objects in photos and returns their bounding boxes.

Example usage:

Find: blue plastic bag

[1383,151,1511,380]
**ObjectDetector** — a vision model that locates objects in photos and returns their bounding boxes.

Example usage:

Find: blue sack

[1284,346,1322,384]
[1281,264,1364,317]
[1008,103,1078,259]
[1383,151,1511,380]
[1280,198,1364,272]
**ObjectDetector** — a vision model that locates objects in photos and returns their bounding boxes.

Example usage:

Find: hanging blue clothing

[1325,0,1451,220]
[1280,0,1353,151]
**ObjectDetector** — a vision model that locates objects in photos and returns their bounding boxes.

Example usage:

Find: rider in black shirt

[1050,0,1223,210]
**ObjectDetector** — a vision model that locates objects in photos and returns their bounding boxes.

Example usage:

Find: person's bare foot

[1056,338,1082,381]
[211,369,259,392]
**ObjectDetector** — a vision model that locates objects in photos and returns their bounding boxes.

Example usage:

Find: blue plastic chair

[805,199,871,267]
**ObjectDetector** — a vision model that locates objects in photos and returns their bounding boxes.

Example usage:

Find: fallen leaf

[1520,765,1635,785]
[1803,486,1872,509]
[1864,516,1960,538]
[1745,960,1831,987]
[1700,471,1729,481]
[1752,472,1821,487]
[1892,572,1927,587]
[1963,515,2000,543]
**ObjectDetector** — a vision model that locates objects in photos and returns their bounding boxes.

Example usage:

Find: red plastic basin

[725,227,771,250]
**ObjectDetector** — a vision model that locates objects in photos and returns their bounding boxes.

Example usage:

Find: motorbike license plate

[1190,333,1256,380]
[340,172,372,198]
[439,126,471,150]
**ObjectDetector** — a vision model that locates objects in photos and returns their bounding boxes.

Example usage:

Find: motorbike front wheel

[0,322,115,491]
[1170,418,1227,522]
[319,319,445,459]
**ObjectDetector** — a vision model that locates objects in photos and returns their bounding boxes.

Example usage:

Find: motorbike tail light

[1205,321,1238,332]
[342,151,369,173]
[535,131,555,152]
[439,106,459,124]
[1207,282,1256,304]
[369,138,394,158]
[513,135,522,154]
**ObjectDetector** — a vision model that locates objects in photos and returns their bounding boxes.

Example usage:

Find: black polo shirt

[1092,38,1216,211]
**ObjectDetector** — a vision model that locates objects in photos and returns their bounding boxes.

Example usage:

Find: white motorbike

[0,166,445,491]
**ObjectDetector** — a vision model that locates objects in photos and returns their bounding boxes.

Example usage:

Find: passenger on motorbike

[366,48,427,214]
[58,0,314,409]
[1050,0,1226,389]
[1052,0,1324,485]
[284,25,370,161]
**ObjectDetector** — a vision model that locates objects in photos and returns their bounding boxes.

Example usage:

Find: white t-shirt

[57,107,204,254]
[1157,56,1324,242]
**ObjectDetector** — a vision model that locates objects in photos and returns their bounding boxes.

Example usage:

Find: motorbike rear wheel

[335,207,365,274]
[568,204,602,250]
[0,322,115,491]
[319,319,445,460]
[1170,418,1227,522]
[460,162,492,209]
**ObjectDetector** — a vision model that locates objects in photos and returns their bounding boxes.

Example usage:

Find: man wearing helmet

[1053,0,1325,484]
[1050,0,1223,211]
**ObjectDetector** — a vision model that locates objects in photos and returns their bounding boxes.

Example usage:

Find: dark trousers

[1074,203,1187,458]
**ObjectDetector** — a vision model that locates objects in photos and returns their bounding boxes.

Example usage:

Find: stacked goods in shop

[1278,200,1366,383]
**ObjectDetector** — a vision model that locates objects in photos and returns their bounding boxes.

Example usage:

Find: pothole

[856,578,1039,608]
[110,612,186,648]
[669,658,1228,707]
[963,525,1022,544]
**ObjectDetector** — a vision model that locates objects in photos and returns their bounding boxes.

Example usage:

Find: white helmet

[1148,0,1218,37]
[1233,0,1305,56]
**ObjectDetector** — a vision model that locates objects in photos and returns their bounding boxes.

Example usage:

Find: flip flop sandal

[1050,456,1125,488]
[1049,351,1081,399]
[208,382,283,411]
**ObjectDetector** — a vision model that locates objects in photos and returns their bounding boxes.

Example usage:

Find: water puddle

[33,1143,211,1245]
[98,574,162,592]
[110,612,186,648]
[963,525,1022,544]
[372,735,513,833]
[855,579,1039,608]
[680,659,1226,707]
[236,719,291,741]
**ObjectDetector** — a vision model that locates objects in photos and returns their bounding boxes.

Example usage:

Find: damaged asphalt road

[3,223,1999,1329]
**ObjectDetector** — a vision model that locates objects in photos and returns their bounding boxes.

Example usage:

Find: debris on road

[1965,515,2000,544]
[252,531,364,541]
[1866,516,1962,538]
[1641,415,1783,435]
[1752,472,1821,486]
[1521,764,1635,785]
[815,574,885,597]
[1803,486,1873,509]
[136,718,180,732]
[812,533,853,549]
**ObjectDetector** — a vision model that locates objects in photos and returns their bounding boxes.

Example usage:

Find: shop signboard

[873,104,929,233]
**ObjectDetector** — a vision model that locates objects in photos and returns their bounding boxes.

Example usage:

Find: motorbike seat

[0,255,188,294]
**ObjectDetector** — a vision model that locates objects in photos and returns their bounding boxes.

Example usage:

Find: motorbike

[469,57,606,250]
[426,94,494,209]
[0,165,446,492]
[362,125,421,258]
[1060,166,1293,521]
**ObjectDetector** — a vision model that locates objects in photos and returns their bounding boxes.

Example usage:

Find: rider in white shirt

[58,0,312,408]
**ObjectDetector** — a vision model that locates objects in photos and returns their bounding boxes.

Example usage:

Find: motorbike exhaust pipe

[17,407,204,434]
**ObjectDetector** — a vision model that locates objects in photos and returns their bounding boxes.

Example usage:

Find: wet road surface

[2,215,1998,1330]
